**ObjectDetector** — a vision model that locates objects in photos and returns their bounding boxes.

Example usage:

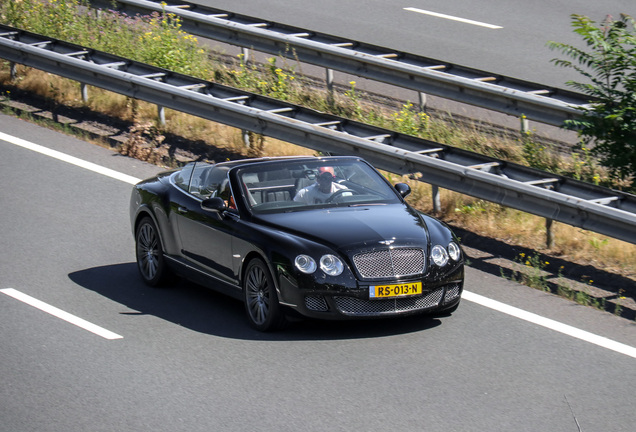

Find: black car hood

[254,204,429,251]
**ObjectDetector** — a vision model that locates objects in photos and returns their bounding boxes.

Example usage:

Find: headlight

[448,242,461,262]
[295,255,317,274]
[431,245,449,267]
[320,254,344,276]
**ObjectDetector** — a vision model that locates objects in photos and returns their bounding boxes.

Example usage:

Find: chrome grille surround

[333,288,444,316]
[352,248,425,279]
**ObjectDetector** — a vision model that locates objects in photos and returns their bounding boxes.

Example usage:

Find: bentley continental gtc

[130,156,464,331]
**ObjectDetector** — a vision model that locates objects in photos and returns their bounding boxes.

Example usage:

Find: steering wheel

[325,189,358,203]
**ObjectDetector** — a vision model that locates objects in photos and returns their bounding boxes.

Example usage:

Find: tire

[243,258,286,331]
[135,216,171,287]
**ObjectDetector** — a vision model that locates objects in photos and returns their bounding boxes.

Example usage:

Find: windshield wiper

[348,203,387,207]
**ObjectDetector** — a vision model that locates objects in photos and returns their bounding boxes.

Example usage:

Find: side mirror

[394,182,411,198]
[201,197,227,212]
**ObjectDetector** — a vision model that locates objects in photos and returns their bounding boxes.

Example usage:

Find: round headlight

[295,255,317,274]
[448,242,461,262]
[320,254,344,276]
[431,245,449,267]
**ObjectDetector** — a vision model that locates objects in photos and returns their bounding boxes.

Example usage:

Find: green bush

[549,14,636,188]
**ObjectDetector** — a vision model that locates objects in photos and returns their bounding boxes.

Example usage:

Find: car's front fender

[232,221,359,305]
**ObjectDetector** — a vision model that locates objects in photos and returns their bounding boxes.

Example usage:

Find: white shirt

[293,182,348,204]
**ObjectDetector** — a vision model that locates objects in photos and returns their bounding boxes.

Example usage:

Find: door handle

[177,206,188,213]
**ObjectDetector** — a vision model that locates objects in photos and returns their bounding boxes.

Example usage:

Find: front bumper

[278,265,464,320]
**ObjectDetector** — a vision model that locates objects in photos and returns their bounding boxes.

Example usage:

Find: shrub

[548,14,636,188]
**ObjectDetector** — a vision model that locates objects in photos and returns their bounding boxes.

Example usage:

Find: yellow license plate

[369,282,422,299]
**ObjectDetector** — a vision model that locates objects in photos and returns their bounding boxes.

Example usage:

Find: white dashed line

[404,7,503,29]
[1,288,123,340]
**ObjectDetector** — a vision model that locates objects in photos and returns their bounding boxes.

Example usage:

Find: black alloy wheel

[243,259,285,331]
[135,217,171,286]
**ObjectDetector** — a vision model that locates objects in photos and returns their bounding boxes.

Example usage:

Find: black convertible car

[130,156,464,331]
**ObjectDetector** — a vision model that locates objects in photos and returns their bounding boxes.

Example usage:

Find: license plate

[369,282,422,299]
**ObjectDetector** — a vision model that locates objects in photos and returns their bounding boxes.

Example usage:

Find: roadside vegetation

[0,1,634,295]
[549,14,636,187]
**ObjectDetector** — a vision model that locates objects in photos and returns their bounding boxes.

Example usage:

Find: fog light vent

[443,284,461,304]
[305,296,328,312]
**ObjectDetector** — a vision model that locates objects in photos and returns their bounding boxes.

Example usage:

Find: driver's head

[317,166,335,193]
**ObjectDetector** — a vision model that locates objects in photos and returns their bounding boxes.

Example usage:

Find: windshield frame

[232,157,403,215]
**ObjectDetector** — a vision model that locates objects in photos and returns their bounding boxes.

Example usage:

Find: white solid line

[1,288,123,340]
[463,290,636,359]
[0,131,141,185]
[404,7,503,29]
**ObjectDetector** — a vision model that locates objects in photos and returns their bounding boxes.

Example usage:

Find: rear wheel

[135,217,171,286]
[243,259,285,331]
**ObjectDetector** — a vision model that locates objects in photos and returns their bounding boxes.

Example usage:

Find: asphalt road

[1,113,636,431]
[196,0,635,88]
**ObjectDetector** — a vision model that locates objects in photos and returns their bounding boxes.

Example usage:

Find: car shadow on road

[68,263,443,341]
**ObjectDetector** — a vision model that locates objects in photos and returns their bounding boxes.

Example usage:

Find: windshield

[236,159,402,214]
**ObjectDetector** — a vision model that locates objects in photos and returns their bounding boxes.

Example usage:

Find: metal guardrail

[87,0,588,128]
[0,25,635,245]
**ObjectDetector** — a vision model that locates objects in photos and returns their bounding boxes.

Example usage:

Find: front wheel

[243,259,285,331]
[135,216,172,286]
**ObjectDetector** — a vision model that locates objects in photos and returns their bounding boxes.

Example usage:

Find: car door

[173,166,239,285]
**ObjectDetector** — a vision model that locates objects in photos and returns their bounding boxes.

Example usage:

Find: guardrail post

[10,61,16,80]
[241,47,251,64]
[80,83,88,103]
[432,184,441,213]
[157,105,165,126]
[242,129,250,147]
[418,92,427,111]
[326,68,334,106]
[520,114,529,136]
[546,218,555,248]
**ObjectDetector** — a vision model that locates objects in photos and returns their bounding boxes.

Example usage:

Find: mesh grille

[305,295,329,312]
[333,288,443,316]
[443,284,461,304]
[353,248,425,279]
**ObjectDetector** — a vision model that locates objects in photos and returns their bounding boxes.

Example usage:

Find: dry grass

[401,179,635,279]
[1,65,634,281]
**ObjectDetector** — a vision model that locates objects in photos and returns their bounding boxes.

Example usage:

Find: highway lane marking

[463,291,636,359]
[1,288,123,340]
[3,131,635,358]
[404,7,503,29]
[0,131,141,185]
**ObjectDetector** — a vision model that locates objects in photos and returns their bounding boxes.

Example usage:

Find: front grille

[333,288,443,316]
[353,248,425,279]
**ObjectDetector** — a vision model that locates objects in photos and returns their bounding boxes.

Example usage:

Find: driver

[293,166,349,204]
